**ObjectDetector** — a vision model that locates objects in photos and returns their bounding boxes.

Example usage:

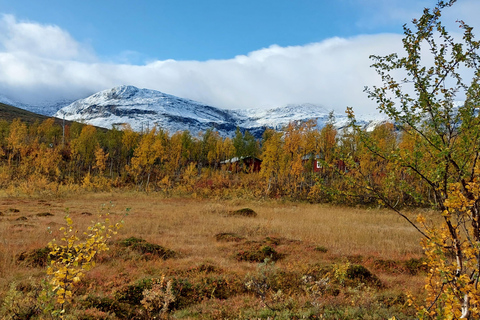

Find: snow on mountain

[55,85,388,137]
[234,103,332,129]
[0,94,74,116]
[56,85,246,136]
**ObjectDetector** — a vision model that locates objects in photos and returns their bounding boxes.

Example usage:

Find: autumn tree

[103,126,125,178]
[6,119,29,167]
[37,118,62,146]
[232,127,260,162]
[351,0,480,317]
[128,127,168,190]
[0,120,8,160]
[260,129,284,196]
[71,125,99,175]
[319,112,337,165]
[121,124,140,168]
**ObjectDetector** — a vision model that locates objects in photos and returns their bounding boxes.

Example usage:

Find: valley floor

[0,192,427,319]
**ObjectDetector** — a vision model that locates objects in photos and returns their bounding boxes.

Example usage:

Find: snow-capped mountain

[54,85,387,137]
[56,85,256,136]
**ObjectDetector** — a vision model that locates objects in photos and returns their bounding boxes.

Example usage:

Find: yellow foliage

[47,212,124,311]
[93,145,109,173]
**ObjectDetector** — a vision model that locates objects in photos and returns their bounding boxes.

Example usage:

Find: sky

[0,0,478,115]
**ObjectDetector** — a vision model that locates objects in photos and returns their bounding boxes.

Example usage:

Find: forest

[0,116,428,208]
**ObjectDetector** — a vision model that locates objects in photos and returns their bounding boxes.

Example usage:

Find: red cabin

[221,156,262,173]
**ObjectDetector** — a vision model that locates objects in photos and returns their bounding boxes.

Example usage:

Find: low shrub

[115,278,153,305]
[404,257,428,275]
[82,295,135,319]
[118,237,175,260]
[345,264,381,287]
[17,247,51,267]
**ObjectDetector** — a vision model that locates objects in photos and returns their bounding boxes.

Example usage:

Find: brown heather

[0,192,427,319]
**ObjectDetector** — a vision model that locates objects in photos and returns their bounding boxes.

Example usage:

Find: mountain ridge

[52,85,387,137]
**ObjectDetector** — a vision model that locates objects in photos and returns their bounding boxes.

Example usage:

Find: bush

[115,278,153,305]
[346,264,381,287]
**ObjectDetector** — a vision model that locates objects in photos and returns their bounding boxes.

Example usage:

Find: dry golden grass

[0,192,429,318]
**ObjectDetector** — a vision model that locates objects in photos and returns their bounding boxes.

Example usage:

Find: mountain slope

[0,102,59,124]
[0,94,74,116]
[55,85,388,137]
[55,85,261,136]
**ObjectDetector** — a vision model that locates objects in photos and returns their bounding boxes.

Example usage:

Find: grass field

[0,192,429,319]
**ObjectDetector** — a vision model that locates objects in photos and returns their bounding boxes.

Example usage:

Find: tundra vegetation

[0,0,479,319]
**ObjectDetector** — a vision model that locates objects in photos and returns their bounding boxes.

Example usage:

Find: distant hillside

[0,102,102,130]
[0,102,56,123]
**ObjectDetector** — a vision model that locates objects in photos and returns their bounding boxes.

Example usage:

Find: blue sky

[0,0,478,114]
[0,1,407,62]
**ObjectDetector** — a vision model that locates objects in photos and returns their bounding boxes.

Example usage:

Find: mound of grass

[9,208,20,213]
[36,212,54,217]
[346,264,382,287]
[404,257,428,275]
[373,258,402,273]
[235,243,284,262]
[118,237,175,260]
[215,232,245,242]
[314,245,328,253]
[15,216,28,221]
[81,295,133,319]
[17,247,51,267]
[228,208,257,217]
[372,257,427,275]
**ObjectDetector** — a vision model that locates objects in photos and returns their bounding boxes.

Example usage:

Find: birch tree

[352,1,480,317]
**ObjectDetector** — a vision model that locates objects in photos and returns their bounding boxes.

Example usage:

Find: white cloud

[0,13,405,115]
[0,8,477,116]
[0,15,95,61]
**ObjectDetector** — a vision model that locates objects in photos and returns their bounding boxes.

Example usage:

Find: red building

[302,154,349,173]
[221,156,262,173]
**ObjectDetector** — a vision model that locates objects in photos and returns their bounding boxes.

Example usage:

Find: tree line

[0,115,432,206]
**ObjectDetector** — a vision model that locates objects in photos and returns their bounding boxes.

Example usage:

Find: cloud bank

[0,10,475,115]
